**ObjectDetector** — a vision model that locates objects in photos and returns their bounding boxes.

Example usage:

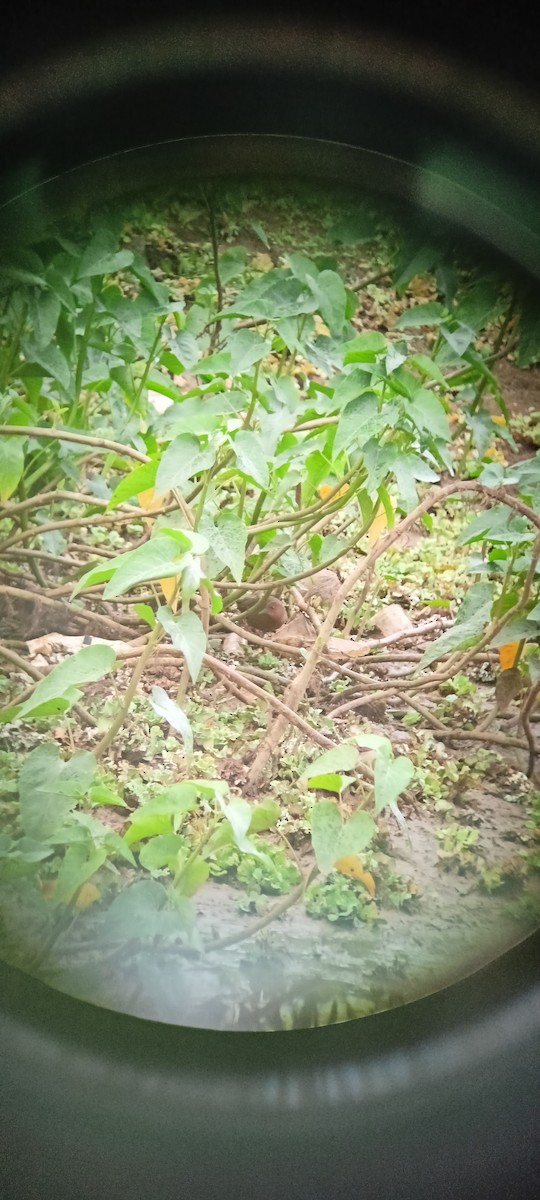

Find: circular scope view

[0,166,539,1030]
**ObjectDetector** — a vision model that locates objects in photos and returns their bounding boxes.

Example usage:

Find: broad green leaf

[88,784,128,808]
[248,799,281,833]
[0,436,25,501]
[393,302,447,328]
[307,269,348,337]
[393,453,439,512]
[407,388,450,441]
[441,323,475,356]
[342,331,387,363]
[458,506,534,548]
[77,231,134,278]
[133,603,155,628]
[218,245,248,284]
[21,341,71,391]
[335,807,376,858]
[168,330,199,370]
[373,754,414,829]
[219,269,317,322]
[214,792,264,859]
[30,289,61,347]
[107,460,158,509]
[419,582,493,668]
[174,856,210,897]
[139,833,187,873]
[155,434,216,494]
[225,328,272,376]
[306,773,351,794]
[99,880,185,944]
[149,686,193,754]
[16,644,116,721]
[310,800,342,875]
[157,607,206,682]
[302,744,359,780]
[72,533,204,599]
[233,429,269,489]
[333,393,385,457]
[19,744,96,840]
[206,510,248,583]
[327,210,377,244]
[491,617,540,647]
[408,353,448,388]
[123,814,173,846]
[55,843,108,904]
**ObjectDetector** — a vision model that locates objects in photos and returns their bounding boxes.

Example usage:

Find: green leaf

[18,744,96,840]
[306,773,351,794]
[55,843,107,905]
[373,753,414,829]
[408,353,448,388]
[88,784,128,808]
[342,331,387,363]
[219,269,317,322]
[327,210,377,245]
[407,388,450,441]
[310,800,342,875]
[393,302,447,328]
[206,510,248,583]
[107,460,158,509]
[77,231,134,278]
[491,617,540,647]
[333,393,385,457]
[157,607,206,682]
[72,533,205,599]
[0,436,25,501]
[218,245,248,284]
[16,644,116,721]
[139,834,187,873]
[174,856,210,897]
[233,429,270,489]
[133,603,155,628]
[302,744,359,780]
[214,792,264,859]
[458,506,534,548]
[21,342,71,391]
[307,269,348,337]
[149,686,193,754]
[248,799,281,833]
[225,328,272,376]
[419,582,493,668]
[98,880,175,943]
[155,434,216,494]
[335,807,376,859]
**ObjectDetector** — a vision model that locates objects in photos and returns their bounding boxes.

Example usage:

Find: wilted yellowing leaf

[334,855,376,897]
[137,487,166,513]
[74,882,101,909]
[367,497,396,547]
[499,642,520,671]
[313,314,331,337]
[492,414,507,426]
[317,481,349,502]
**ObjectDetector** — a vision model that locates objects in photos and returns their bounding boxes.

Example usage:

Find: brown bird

[237,595,287,633]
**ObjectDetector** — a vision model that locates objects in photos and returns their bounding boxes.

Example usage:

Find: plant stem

[94,624,163,759]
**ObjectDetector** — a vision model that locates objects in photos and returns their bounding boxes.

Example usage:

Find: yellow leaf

[137,487,166,513]
[367,497,395,547]
[499,642,520,671]
[492,414,507,426]
[159,577,178,606]
[334,855,376,897]
[313,314,330,337]
[75,882,101,909]
[317,481,349,502]
[252,252,274,272]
